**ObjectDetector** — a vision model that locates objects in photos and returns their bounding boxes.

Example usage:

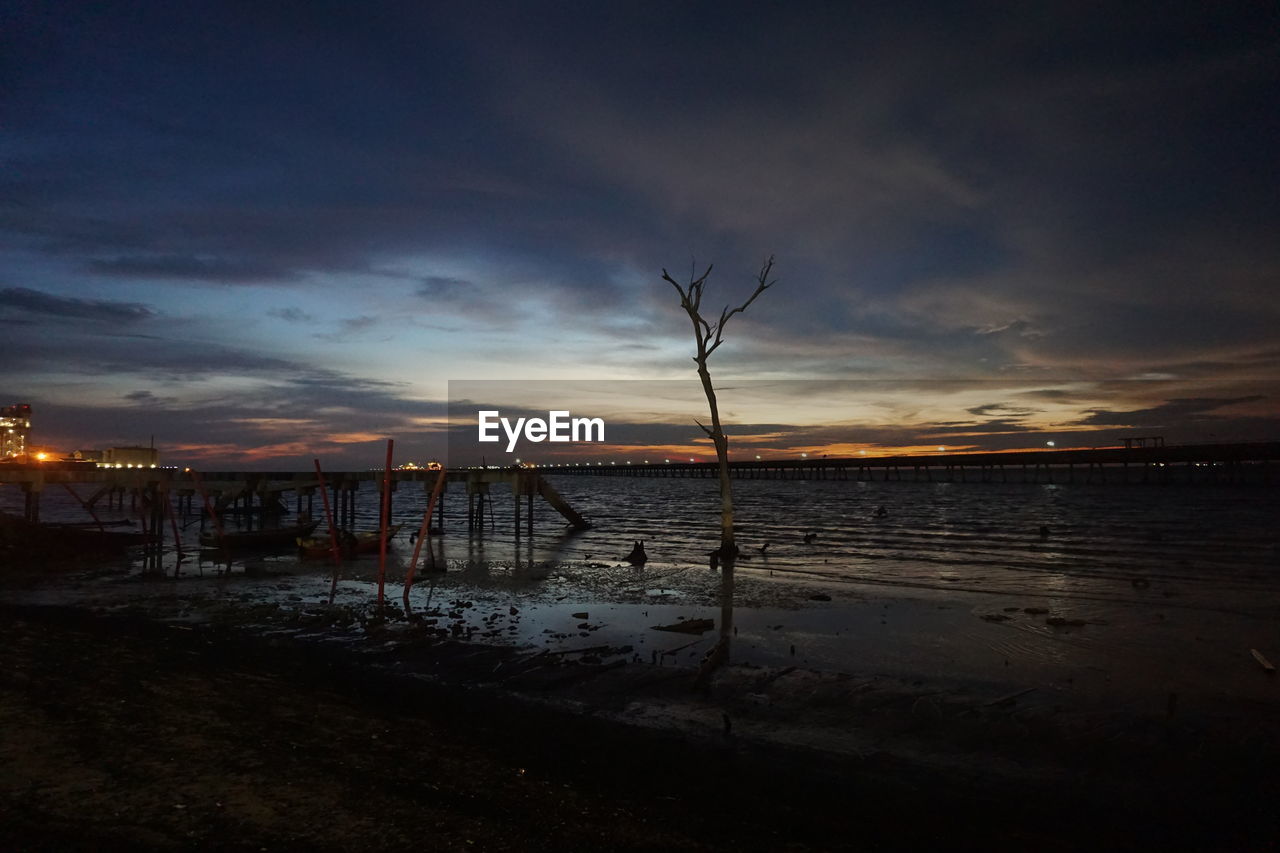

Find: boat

[296,524,404,557]
[1,513,155,556]
[198,519,320,549]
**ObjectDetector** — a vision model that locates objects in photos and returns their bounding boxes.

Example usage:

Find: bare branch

[693,418,714,437]
[699,255,776,355]
[662,269,689,304]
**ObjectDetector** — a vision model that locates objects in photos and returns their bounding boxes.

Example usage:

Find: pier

[550,442,1280,485]
[0,467,589,533]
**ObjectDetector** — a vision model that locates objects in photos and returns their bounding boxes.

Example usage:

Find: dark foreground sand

[2,599,1277,852]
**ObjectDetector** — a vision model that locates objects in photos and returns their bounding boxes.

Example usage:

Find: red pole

[404,468,447,601]
[377,439,393,606]
[62,484,105,533]
[312,460,343,600]
[189,469,225,543]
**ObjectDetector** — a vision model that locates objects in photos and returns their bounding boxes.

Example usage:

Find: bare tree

[664,256,777,687]
[663,255,777,560]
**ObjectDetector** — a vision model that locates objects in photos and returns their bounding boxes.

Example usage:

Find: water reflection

[694,559,736,685]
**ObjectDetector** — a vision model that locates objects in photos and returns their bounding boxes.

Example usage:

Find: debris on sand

[980,614,1010,623]
[1251,649,1276,674]
[984,687,1037,708]
[1046,617,1087,628]
[623,540,648,564]
[651,618,714,634]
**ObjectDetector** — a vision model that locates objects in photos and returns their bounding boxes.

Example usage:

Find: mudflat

[2,599,1276,851]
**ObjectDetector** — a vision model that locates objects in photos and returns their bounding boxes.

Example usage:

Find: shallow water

[5,476,1279,710]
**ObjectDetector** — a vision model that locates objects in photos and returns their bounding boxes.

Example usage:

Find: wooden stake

[404,468,447,601]
[312,459,343,600]
[377,439,393,606]
[189,469,225,545]
[163,489,184,559]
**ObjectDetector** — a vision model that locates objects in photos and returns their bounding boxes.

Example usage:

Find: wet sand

[2,551,1279,850]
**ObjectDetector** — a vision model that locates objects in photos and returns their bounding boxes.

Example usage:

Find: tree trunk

[696,362,735,555]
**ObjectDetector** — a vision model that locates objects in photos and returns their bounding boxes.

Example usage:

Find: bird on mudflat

[803,532,817,544]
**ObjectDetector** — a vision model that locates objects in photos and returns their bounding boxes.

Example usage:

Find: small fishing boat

[296,524,404,557]
[1,513,156,555]
[198,519,320,550]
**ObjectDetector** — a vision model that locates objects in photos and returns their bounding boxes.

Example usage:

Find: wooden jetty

[549,441,1280,486]
[0,466,589,533]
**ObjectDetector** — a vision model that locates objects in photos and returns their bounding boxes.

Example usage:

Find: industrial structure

[1,403,32,460]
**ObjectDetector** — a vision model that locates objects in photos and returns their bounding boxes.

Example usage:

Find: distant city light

[1046,441,1056,447]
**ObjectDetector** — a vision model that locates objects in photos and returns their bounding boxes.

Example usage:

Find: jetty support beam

[536,475,589,530]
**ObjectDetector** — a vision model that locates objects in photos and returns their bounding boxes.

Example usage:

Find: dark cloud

[0,286,154,322]
[88,254,298,283]
[414,276,520,327]
[267,307,313,323]
[123,389,178,407]
[965,403,1036,418]
[1074,396,1267,427]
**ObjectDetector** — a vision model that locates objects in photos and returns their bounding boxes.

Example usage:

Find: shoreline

[2,599,1277,850]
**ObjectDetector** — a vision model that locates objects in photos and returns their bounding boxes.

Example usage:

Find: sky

[2,1,1278,468]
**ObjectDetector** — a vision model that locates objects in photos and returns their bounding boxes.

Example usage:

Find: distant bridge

[546,441,1280,485]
